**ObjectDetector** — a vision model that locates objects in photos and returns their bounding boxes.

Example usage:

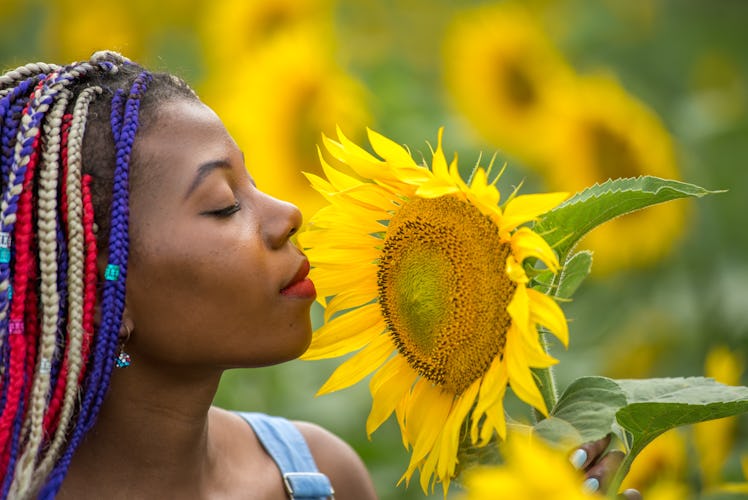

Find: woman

[0,52,637,499]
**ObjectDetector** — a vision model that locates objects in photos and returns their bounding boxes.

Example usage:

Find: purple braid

[52,219,68,382]
[39,71,152,499]
[0,74,53,338]
[1,78,39,189]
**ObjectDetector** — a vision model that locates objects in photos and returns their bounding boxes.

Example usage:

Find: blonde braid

[29,86,102,492]
[0,75,52,328]
[8,89,71,498]
[0,62,61,93]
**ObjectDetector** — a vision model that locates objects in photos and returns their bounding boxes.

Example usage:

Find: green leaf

[555,250,593,299]
[615,377,748,443]
[534,376,626,446]
[534,176,719,262]
[532,376,748,496]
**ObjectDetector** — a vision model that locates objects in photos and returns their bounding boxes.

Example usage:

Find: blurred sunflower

[299,128,568,491]
[622,429,690,498]
[540,75,687,275]
[694,346,744,487]
[199,0,335,69]
[459,434,601,500]
[202,29,369,215]
[43,0,146,62]
[443,2,574,163]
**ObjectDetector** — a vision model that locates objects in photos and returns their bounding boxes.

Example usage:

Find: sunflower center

[588,122,641,179]
[377,196,515,394]
[501,60,537,108]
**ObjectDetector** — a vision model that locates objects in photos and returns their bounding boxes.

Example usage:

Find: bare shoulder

[293,421,378,500]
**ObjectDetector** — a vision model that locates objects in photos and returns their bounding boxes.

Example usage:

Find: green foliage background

[2,0,746,497]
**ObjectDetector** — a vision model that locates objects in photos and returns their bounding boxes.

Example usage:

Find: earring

[115,321,132,368]
[115,349,131,368]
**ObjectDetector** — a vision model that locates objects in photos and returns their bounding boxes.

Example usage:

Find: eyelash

[207,201,241,218]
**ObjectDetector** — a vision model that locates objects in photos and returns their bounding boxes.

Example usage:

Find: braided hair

[0,51,197,499]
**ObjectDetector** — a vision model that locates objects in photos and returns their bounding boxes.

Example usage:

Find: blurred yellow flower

[199,0,335,69]
[694,346,744,487]
[540,75,687,275]
[443,2,574,163]
[43,0,146,62]
[622,429,689,494]
[299,128,568,492]
[460,434,601,500]
[43,0,204,63]
[202,29,369,216]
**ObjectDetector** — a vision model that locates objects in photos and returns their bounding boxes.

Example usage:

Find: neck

[64,360,224,496]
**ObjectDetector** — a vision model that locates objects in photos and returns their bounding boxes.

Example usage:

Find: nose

[259,191,303,249]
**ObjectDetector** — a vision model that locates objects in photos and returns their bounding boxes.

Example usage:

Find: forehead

[133,99,239,195]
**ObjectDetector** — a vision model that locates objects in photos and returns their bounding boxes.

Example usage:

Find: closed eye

[203,201,241,217]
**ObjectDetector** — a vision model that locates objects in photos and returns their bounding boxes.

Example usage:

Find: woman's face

[124,98,315,369]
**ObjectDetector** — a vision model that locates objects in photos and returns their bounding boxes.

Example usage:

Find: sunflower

[443,2,574,163]
[199,0,335,69]
[201,29,369,216]
[694,346,744,487]
[299,128,569,491]
[460,434,602,500]
[539,74,686,275]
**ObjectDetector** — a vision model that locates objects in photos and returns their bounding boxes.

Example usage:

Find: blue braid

[40,71,152,499]
[1,78,39,190]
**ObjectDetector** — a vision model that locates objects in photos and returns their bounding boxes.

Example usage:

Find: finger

[585,449,625,491]
[568,435,612,470]
[619,489,643,500]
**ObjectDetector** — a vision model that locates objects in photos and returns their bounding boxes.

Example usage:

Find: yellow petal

[317,148,363,192]
[480,399,508,443]
[315,332,393,395]
[414,179,459,198]
[507,283,530,331]
[527,288,569,347]
[405,379,453,465]
[501,192,568,231]
[505,329,548,414]
[367,127,419,167]
[298,228,380,250]
[324,281,379,320]
[307,263,376,298]
[306,246,379,266]
[367,355,417,436]
[511,227,559,271]
[302,303,384,360]
[431,127,449,179]
[437,382,479,480]
[472,358,509,436]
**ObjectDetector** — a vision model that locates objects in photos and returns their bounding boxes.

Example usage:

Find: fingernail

[569,448,587,470]
[582,477,600,493]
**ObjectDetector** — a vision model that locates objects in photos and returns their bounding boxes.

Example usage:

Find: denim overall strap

[237,412,334,500]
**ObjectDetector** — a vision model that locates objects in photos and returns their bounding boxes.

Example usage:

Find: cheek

[125,236,273,362]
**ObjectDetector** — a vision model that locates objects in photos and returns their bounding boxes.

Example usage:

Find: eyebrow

[184,159,232,199]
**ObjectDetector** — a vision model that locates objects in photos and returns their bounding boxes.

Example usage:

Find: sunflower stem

[532,330,559,420]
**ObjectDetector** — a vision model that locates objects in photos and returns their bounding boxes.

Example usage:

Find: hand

[569,435,642,499]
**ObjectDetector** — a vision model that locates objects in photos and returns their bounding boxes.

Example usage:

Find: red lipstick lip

[280,259,315,298]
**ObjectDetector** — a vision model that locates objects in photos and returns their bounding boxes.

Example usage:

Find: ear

[119,308,135,342]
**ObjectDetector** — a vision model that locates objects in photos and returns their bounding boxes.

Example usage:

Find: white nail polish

[569,448,587,469]
[582,477,600,493]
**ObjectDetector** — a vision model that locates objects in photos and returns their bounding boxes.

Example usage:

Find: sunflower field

[2,0,747,498]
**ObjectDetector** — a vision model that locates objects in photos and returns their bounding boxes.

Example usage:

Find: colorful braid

[0,51,197,499]
[0,58,115,498]
[7,89,71,496]
[39,70,152,499]
[32,88,102,491]
[42,112,73,435]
